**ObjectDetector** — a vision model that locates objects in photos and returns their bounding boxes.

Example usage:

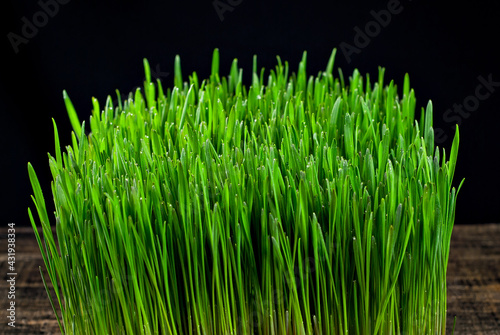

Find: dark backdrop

[2,0,499,226]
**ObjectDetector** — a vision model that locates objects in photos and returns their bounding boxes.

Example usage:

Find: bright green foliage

[28,48,463,334]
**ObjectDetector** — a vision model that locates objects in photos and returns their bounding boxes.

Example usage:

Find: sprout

[28,48,463,334]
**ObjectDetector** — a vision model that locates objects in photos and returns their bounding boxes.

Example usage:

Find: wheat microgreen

[28,48,463,334]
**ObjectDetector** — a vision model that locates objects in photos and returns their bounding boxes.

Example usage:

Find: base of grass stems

[28,48,463,334]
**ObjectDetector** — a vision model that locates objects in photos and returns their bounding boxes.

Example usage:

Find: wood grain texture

[1,224,499,334]
[446,224,500,334]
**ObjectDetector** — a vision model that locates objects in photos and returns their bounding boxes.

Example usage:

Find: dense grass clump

[28,49,463,334]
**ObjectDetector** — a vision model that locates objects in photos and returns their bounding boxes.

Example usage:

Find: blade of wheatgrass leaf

[448,125,460,187]
[174,54,183,90]
[63,90,82,137]
[424,100,435,156]
[403,73,410,98]
[179,85,194,132]
[52,119,63,170]
[211,48,220,84]
[39,266,64,332]
[325,48,337,77]
[144,58,152,84]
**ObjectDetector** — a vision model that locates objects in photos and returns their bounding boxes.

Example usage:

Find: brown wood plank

[1,224,499,334]
[446,224,500,334]
[1,227,60,334]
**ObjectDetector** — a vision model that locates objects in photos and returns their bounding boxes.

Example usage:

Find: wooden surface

[1,224,499,334]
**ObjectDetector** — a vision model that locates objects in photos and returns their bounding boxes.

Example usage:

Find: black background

[2,0,499,226]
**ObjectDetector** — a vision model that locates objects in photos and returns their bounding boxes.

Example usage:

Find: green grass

[28,48,463,334]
